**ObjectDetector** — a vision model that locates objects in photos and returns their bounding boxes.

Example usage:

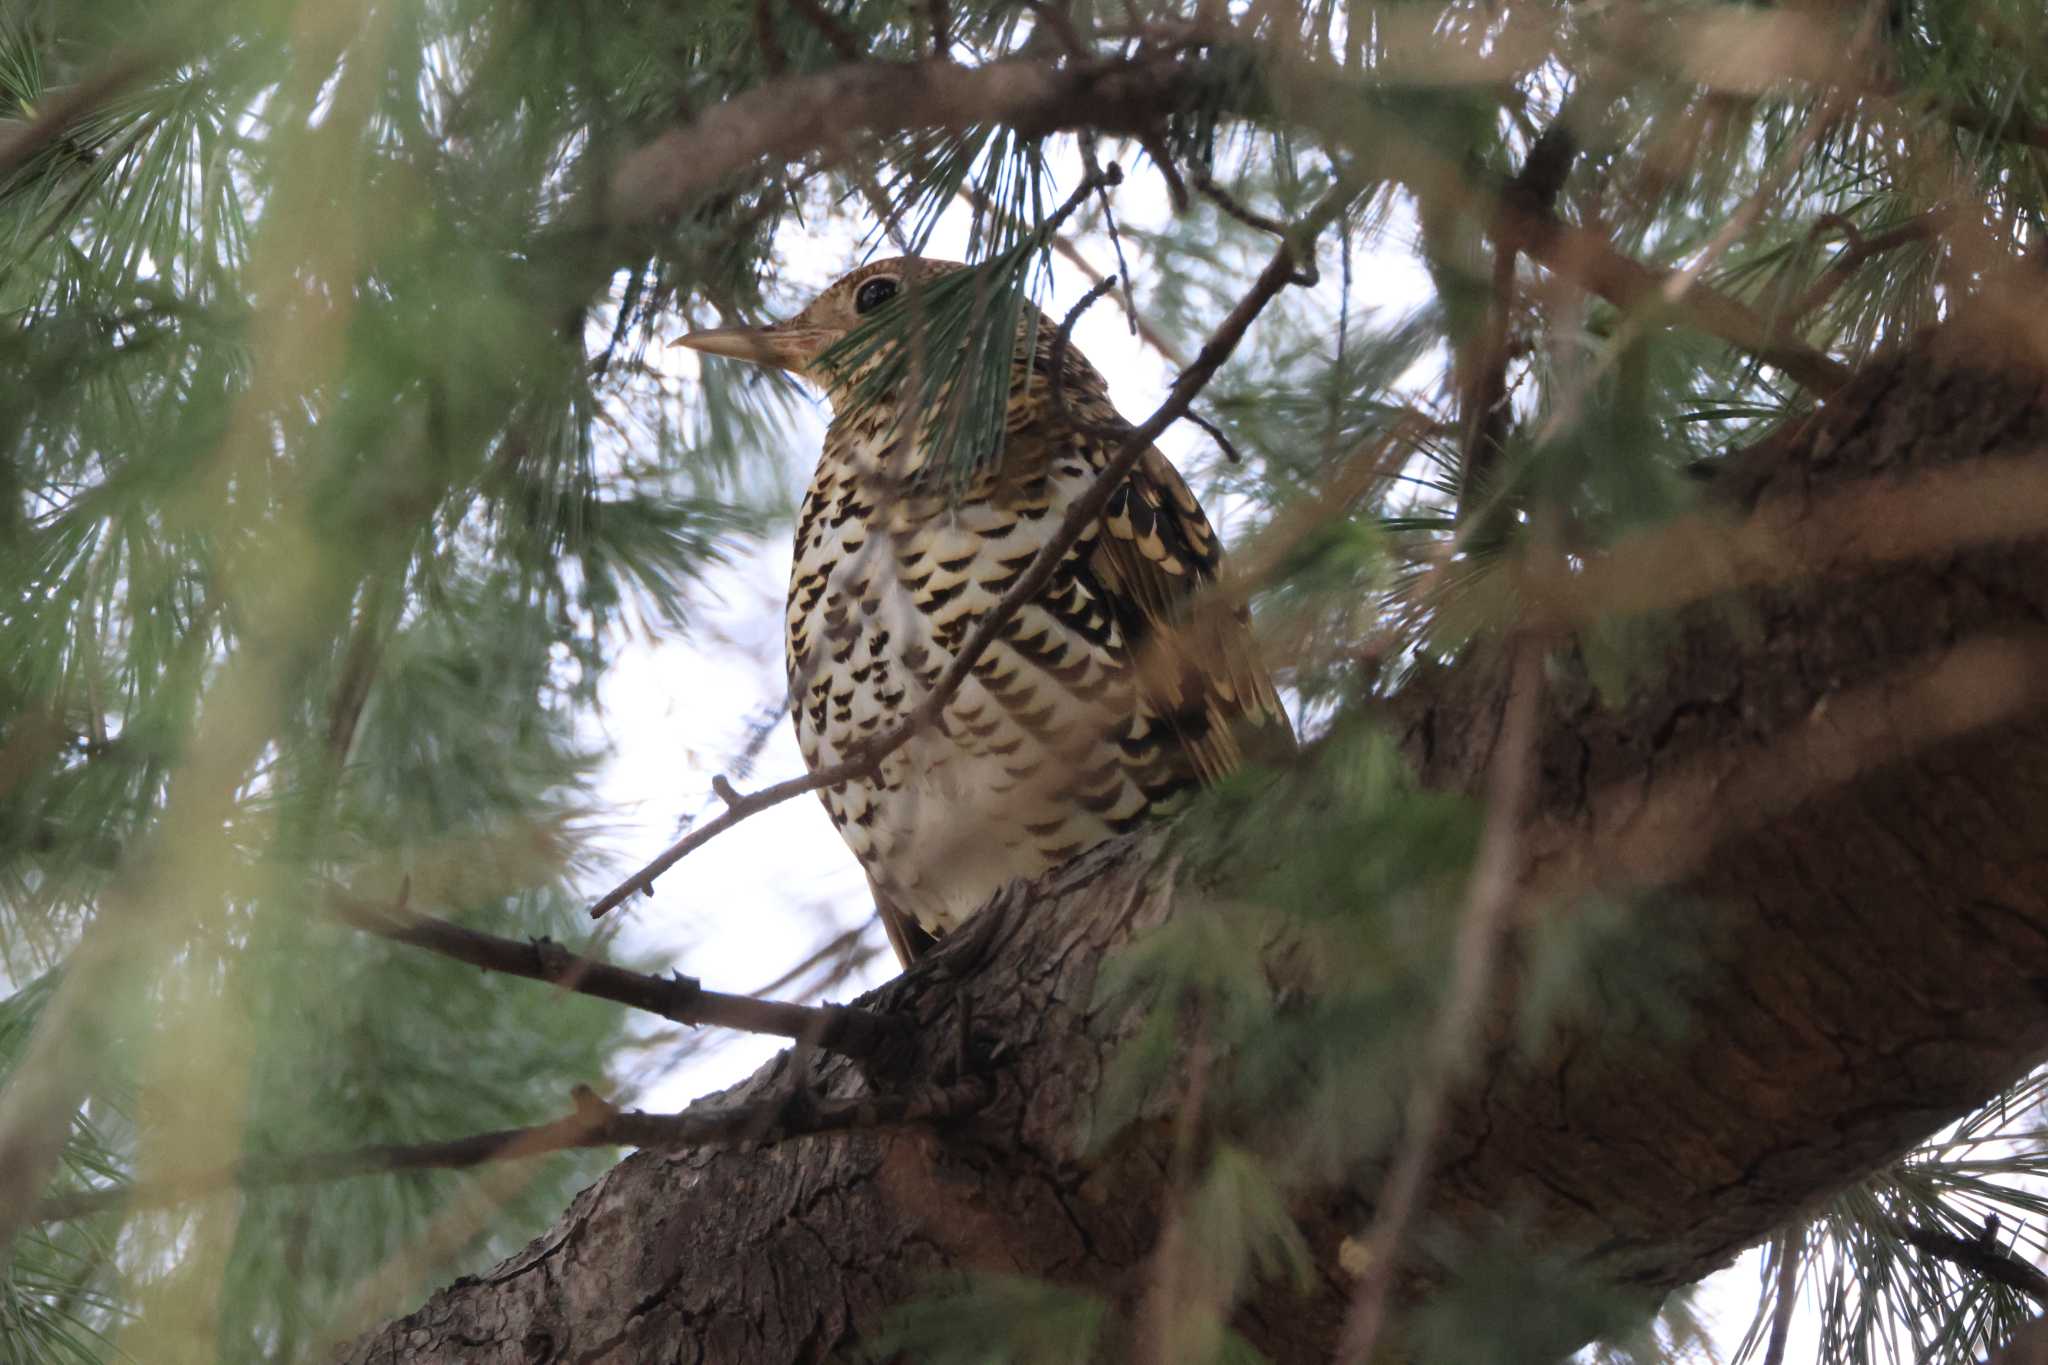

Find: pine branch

[335,897,908,1061]
[1335,632,1545,1364]
[34,1074,995,1225]
[591,174,1355,916]
[1893,1219,2048,1307]
[0,48,155,182]
[606,51,1210,224]
[1508,203,1852,395]
[1458,112,1580,524]
[1789,211,1945,322]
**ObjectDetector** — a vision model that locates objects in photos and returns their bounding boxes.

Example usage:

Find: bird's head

[673,256,967,383]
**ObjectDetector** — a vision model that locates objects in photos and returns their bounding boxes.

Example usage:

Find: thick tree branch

[606,52,1212,225]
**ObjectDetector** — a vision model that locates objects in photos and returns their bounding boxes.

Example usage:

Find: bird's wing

[1089,443,1295,785]
[1024,340,1294,786]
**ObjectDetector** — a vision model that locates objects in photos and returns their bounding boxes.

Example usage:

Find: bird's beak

[672,323,837,374]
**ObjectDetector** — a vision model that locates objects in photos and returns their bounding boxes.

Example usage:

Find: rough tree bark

[344,331,2048,1363]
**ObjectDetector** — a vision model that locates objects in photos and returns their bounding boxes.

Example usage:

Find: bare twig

[35,1073,994,1225]
[1334,631,1545,1364]
[1194,170,1288,237]
[592,179,1351,916]
[1046,274,1129,440]
[961,181,1189,366]
[1789,211,1944,321]
[336,898,907,1060]
[1194,171,1318,285]
[1181,410,1242,464]
[1079,132,1141,338]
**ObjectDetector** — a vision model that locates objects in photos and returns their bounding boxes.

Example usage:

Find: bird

[676,257,1292,967]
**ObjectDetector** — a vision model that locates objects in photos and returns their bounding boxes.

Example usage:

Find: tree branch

[36,1074,995,1225]
[1336,632,1545,1364]
[590,176,1352,915]
[335,898,908,1061]
[0,49,157,182]
[606,51,1210,225]
[1457,113,1579,523]
[1895,1220,2048,1307]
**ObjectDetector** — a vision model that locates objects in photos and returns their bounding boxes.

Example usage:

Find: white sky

[577,150,1810,1363]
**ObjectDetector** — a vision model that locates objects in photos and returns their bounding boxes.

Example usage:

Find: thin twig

[35,1074,994,1225]
[1789,211,1943,322]
[1334,631,1545,1364]
[336,898,907,1060]
[1079,132,1142,339]
[960,182,1188,366]
[1181,410,1242,464]
[1194,170,1288,236]
[591,179,1351,916]
[1046,274,1129,440]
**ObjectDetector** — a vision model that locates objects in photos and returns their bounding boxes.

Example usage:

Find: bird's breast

[784,435,1173,936]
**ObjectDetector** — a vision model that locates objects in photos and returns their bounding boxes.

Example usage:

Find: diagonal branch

[0,49,157,183]
[35,1073,994,1225]
[1894,1220,2048,1307]
[334,898,907,1061]
[590,177,1355,917]
[1335,631,1546,1364]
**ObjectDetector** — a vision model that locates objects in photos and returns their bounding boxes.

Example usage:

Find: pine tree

[6,0,2048,1362]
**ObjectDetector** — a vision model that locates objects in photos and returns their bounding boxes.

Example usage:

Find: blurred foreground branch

[37,1074,994,1225]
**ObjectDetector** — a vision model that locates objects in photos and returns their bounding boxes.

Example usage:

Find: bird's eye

[854,277,900,315]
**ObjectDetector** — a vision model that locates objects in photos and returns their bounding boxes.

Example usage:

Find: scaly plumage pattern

[682,257,1291,965]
